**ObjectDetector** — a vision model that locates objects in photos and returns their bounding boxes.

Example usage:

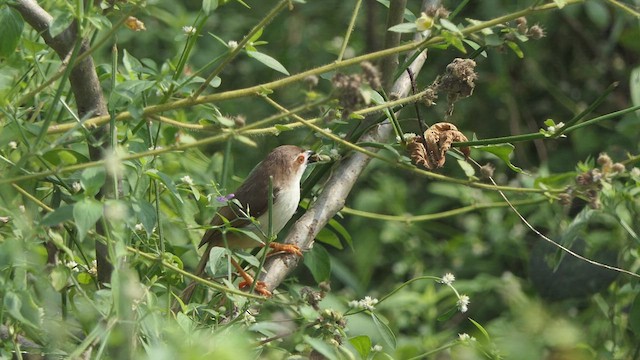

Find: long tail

[172,242,214,313]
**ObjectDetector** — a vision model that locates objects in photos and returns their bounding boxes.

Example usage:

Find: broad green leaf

[234,251,261,267]
[315,227,342,249]
[304,335,339,360]
[81,167,106,197]
[349,335,372,359]
[73,198,103,242]
[387,23,417,33]
[131,199,156,237]
[122,49,143,79]
[77,272,93,284]
[3,291,40,328]
[442,31,466,53]
[371,313,396,350]
[202,0,219,14]
[50,265,70,291]
[303,243,331,283]
[0,7,24,58]
[207,246,228,275]
[41,205,74,226]
[474,143,524,173]
[457,159,477,179]
[42,149,89,166]
[246,50,289,75]
[145,169,184,204]
[328,218,353,250]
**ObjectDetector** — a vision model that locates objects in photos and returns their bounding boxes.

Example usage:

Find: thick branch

[13,0,112,283]
[259,0,437,291]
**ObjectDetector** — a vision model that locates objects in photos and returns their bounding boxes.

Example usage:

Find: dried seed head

[528,25,545,40]
[332,73,364,118]
[303,75,319,88]
[576,172,592,186]
[233,115,246,127]
[425,5,450,18]
[436,58,478,102]
[479,163,495,179]
[597,153,612,167]
[558,192,572,206]
[612,163,626,173]
[515,17,528,34]
[423,86,438,106]
[360,61,381,90]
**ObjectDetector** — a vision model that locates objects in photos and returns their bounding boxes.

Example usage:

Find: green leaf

[303,335,339,360]
[315,227,342,249]
[0,7,24,58]
[202,0,218,14]
[131,199,156,237]
[145,169,184,204]
[474,143,524,174]
[506,40,524,59]
[81,167,106,197]
[246,50,289,75]
[73,198,103,242]
[234,251,261,267]
[457,159,476,179]
[328,218,353,250]
[41,205,74,226]
[42,149,89,166]
[371,313,396,350]
[50,265,70,291]
[387,23,417,33]
[468,318,491,342]
[440,18,461,34]
[207,246,228,275]
[303,243,331,283]
[3,291,40,328]
[442,30,466,53]
[630,66,640,116]
[77,272,93,285]
[349,335,372,359]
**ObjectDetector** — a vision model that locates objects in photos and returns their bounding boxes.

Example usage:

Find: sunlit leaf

[246,50,289,75]
[474,143,524,173]
[349,335,371,359]
[372,313,396,350]
[388,23,417,33]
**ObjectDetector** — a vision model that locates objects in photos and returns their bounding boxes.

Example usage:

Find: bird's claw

[239,280,272,297]
[268,243,303,257]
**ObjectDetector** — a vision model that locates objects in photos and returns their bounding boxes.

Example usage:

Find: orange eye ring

[296,155,306,164]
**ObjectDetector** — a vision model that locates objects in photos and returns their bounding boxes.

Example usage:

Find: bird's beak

[307,150,321,163]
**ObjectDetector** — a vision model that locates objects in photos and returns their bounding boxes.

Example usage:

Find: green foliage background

[0,0,639,359]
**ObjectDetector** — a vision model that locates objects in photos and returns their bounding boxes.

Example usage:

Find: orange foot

[268,243,303,257]
[239,279,272,297]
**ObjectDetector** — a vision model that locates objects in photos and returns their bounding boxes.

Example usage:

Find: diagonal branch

[259,0,438,292]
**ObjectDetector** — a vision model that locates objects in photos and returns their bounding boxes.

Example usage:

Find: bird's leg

[266,242,303,257]
[229,257,271,297]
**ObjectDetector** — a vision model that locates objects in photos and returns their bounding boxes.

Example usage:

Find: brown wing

[197,163,281,248]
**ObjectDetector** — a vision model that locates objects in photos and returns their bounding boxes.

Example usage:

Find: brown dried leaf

[408,122,469,169]
[125,16,146,32]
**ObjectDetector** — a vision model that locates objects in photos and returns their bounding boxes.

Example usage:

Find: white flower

[19,205,25,213]
[180,175,194,185]
[227,40,238,49]
[8,141,17,150]
[72,182,82,193]
[457,295,470,313]
[349,296,379,311]
[458,333,476,342]
[415,12,434,32]
[371,344,383,352]
[88,260,98,276]
[182,26,196,36]
[134,223,144,232]
[441,273,455,285]
[65,260,78,272]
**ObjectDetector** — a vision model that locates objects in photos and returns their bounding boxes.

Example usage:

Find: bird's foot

[239,279,272,297]
[267,243,303,257]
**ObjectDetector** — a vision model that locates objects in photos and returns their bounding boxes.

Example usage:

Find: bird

[176,145,319,308]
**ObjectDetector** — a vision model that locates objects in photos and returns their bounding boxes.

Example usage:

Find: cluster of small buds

[348,296,379,311]
[458,333,476,342]
[134,223,145,232]
[514,16,545,39]
[545,121,565,135]
[301,286,326,310]
[182,26,196,36]
[227,40,238,49]
[65,260,79,272]
[440,272,456,285]
[8,141,17,150]
[371,344,383,352]
[479,163,495,179]
[87,260,98,276]
[180,175,194,186]
[72,182,82,193]
[457,294,470,313]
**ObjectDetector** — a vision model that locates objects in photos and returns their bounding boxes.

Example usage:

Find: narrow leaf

[246,50,289,75]
[371,313,397,350]
[387,23,417,33]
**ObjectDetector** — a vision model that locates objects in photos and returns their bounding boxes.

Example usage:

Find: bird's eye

[296,154,306,164]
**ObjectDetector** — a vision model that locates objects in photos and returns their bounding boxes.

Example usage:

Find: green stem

[192,0,290,98]
[337,0,363,62]
[341,197,545,223]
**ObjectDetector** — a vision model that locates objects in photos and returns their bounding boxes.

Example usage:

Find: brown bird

[177,145,319,307]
